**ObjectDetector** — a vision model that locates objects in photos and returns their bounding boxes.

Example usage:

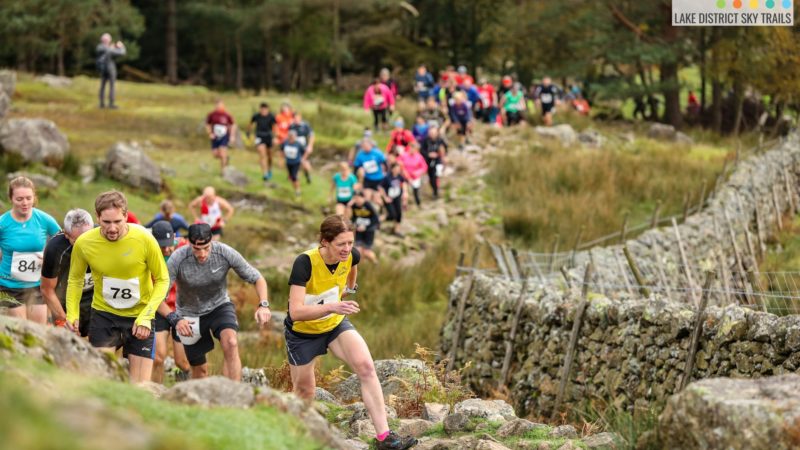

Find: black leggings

[411,186,421,206]
[373,109,388,129]
[385,196,403,223]
[428,163,440,198]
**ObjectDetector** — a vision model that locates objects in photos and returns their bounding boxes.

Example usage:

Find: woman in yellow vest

[285,215,417,450]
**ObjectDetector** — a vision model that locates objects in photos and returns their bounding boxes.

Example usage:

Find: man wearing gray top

[96,33,126,109]
[157,223,271,381]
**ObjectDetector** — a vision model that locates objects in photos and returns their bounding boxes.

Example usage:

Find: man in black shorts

[535,77,560,126]
[350,192,379,263]
[162,224,271,380]
[248,102,277,182]
[40,209,95,335]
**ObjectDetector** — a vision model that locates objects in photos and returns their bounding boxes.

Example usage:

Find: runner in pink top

[396,141,427,207]
[363,79,395,132]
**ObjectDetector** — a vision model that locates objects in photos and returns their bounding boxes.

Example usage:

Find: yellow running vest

[292,247,352,334]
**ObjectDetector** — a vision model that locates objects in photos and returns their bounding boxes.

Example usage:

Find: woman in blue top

[144,199,190,236]
[331,163,358,216]
[352,138,387,204]
[0,177,61,324]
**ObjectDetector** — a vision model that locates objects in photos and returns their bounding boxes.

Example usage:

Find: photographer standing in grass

[96,33,126,109]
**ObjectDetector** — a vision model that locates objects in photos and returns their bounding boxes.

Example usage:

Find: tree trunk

[661,61,682,128]
[699,29,707,113]
[235,31,243,92]
[165,0,178,84]
[57,41,65,77]
[333,0,342,90]
[732,77,744,136]
[711,78,723,134]
[280,55,293,92]
[224,40,232,88]
[263,34,273,90]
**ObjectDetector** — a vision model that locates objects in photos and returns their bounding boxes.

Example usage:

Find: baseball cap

[188,223,213,245]
[151,220,174,247]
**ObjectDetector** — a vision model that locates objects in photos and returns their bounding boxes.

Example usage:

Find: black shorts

[211,135,230,150]
[0,286,45,308]
[356,230,375,249]
[211,227,223,237]
[363,178,382,191]
[255,133,273,148]
[337,199,351,206]
[541,104,555,115]
[88,310,156,359]
[287,162,301,182]
[180,302,239,367]
[455,118,470,135]
[285,318,356,366]
[154,311,182,342]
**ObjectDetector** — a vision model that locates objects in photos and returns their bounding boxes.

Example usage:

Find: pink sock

[376,431,390,442]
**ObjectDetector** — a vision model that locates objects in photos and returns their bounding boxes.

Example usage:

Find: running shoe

[265,170,272,181]
[374,432,417,450]
[305,171,312,184]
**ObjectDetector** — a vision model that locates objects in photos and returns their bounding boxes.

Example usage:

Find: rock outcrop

[104,141,162,192]
[0,118,70,165]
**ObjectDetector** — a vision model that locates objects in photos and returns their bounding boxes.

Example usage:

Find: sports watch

[259,300,270,308]
[344,284,358,295]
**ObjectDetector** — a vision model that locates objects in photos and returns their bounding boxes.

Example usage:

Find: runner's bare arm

[218,197,235,222]
[346,265,358,291]
[188,196,202,222]
[230,124,238,144]
[65,244,88,327]
[288,284,359,321]
[40,277,67,321]
[205,123,213,139]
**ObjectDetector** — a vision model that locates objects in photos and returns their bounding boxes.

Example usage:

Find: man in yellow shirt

[65,191,169,383]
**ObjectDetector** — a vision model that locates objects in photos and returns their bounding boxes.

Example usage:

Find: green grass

[0,356,326,450]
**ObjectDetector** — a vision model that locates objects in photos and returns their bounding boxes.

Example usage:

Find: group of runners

[0,176,417,450]
[205,100,315,197]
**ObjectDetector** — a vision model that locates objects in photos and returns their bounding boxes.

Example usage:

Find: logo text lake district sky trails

[672,0,794,26]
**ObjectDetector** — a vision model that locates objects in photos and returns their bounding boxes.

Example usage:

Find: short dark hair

[260,102,269,108]
[95,191,127,216]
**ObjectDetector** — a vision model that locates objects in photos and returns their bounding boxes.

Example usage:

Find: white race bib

[410,178,422,189]
[297,136,307,146]
[388,186,402,199]
[254,136,262,145]
[10,251,43,282]
[284,145,299,160]
[355,217,371,228]
[540,93,553,104]
[83,272,94,292]
[436,164,444,177]
[178,317,201,346]
[337,187,352,199]
[373,95,384,106]
[363,160,379,174]
[395,145,405,154]
[304,286,340,321]
[102,277,140,309]
[213,124,228,138]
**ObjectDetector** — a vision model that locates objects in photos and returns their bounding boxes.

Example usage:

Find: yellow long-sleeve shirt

[66,224,168,329]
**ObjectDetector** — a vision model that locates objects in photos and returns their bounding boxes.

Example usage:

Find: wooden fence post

[570,225,585,268]
[619,212,630,244]
[624,245,651,297]
[680,271,717,390]
[672,218,699,307]
[772,184,784,231]
[651,200,662,229]
[447,245,482,371]
[551,262,593,420]
[548,235,560,274]
[490,243,510,278]
[500,251,529,385]
[722,207,754,306]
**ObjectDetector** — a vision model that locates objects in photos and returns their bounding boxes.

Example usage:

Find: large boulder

[104,142,162,192]
[0,91,9,120]
[222,165,249,187]
[36,74,73,88]
[453,398,517,422]
[647,123,677,140]
[163,376,255,408]
[7,171,58,189]
[535,124,577,146]
[0,119,70,166]
[255,388,351,449]
[658,374,800,450]
[0,69,16,99]
[0,315,126,381]
[333,359,437,403]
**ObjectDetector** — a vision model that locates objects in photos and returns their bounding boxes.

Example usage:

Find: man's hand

[176,319,194,337]
[329,301,360,315]
[132,324,151,340]
[255,307,272,327]
[66,319,79,334]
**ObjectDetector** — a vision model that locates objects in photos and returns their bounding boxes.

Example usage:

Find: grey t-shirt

[168,241,262,316]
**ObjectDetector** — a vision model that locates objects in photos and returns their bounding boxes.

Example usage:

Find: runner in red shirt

[205,100,237,174]
[275,103,295,145]
[386,118,416,156]
[477,78,498,124]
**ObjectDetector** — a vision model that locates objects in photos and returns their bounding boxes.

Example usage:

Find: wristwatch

[344,284,358,295]
[259,300,270,308]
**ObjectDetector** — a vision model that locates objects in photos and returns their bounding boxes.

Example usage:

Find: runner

[205,100,237,173]
[0,177,61,324]
[285,215,416,449]
[189,186,235,240]
[379,67,399,100]
[65,190,169,383]
[454,65,474,86]
[386,118,415,156]
[353,138,388,204]
[413,64,435,104]
[350,193,380,263]
[419,96,449,130]
[40,209,94,335]
[331,163,358,216]
[397,141,427,207]
[281,130,307,197]
[477,78,498,124]
[411,115,429,143]
[289,111,315,184]
[149,220,191,384]
[534,77,559,126]
[248,102,277,181]
[275,103,295,145]
[348,129,373,167]
[144,200,190,236]
[421,125,447,200]
[379,163,407,236]
[449,92,473,149]
[160,223,270,381]
[498,75,513,98]
[501,82,527,126]
[363,79,395,132]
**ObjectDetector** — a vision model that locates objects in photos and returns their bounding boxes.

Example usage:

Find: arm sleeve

[351,247,361,266]
[176,216,190,234]
[65,243,88,322]
[45,214,61,236]
[288,254,312,287]
[222,244,262,284]
[40,238,60,279]
[136,235,170,327]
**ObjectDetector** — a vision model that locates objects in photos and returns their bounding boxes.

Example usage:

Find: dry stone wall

[442,135,800,416]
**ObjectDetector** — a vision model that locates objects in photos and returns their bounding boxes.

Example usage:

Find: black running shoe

[375,431,417,450]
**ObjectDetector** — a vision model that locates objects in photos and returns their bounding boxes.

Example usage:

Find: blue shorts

[211,134,230,150]
[286,162,301,182]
